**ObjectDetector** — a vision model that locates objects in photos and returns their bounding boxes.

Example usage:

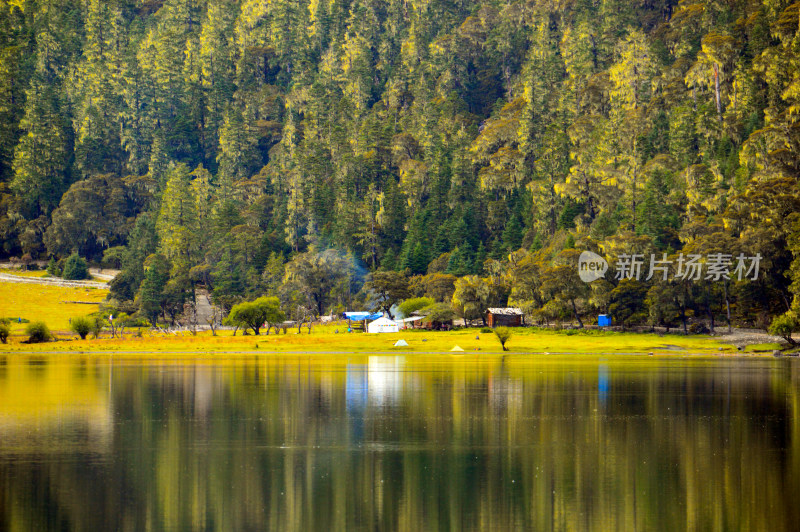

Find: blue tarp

[344,312,382,321]
[598,315,612,327]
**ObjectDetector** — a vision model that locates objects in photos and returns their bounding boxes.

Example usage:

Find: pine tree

[10,75,71,219]
[138,253,170,326]
[608,29,655,232]
[156,163,198,275]
[72,0,128,176]
[0,6,28,185]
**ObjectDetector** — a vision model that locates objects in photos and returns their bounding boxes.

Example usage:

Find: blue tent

[344,312,383,321]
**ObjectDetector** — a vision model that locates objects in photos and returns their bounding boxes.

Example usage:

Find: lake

[0,354,797,531]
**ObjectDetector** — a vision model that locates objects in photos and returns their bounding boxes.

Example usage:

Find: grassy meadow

[0,276,740,354]
[0,279,107,335]
[0,323,736,355]
[0,268,49,278]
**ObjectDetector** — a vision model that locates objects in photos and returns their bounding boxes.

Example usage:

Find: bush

[70,316,93,339]
[91,316,106,338]
[25,321,52,343]
[46,257,61,277]
[0,320,9,344]
[480,327,492,334]
[494,326,513,351]
[126,317,151,328]
[62,253,89,280]
[688,322,710,334]
[2,317,29,324]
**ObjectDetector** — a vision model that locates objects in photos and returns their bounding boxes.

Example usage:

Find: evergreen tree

[10,75,72,219]
[157,163,198,275]
[61,252,89,280]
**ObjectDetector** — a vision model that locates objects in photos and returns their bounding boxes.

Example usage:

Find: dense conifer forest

[1,0,799,331]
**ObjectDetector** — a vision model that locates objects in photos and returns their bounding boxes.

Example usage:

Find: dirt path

[194,289,216,325]
[88,268,119,281]
[0,272,110,289]
[714,328,784,347]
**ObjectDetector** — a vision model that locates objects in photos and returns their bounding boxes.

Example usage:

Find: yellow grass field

[0,268,49,278]
[0,280,107,334]
[0,278,741,355]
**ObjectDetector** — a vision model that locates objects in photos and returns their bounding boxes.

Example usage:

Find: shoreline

[0,327,789,356]
[0,351,790,357]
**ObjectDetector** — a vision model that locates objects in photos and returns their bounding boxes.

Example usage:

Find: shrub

[62,252,89,280]
[91,316,106,338]
[688,322,710,334]
[25,321,52,343]
[2,317,29,324]
[0,320,9,344]
[480,327,492,334]
[494,326,513,351]
[70,316,93,339]
[127,317,151,328]
[46,257,61,277]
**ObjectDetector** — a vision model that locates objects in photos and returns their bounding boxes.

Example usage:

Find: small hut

[486,308,524,327]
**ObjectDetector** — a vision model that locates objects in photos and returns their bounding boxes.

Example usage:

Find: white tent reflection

[367,356,405,406]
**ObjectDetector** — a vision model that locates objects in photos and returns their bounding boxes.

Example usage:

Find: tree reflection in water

[0,354,798,531]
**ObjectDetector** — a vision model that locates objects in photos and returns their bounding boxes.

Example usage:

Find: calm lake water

[0,354,797,531]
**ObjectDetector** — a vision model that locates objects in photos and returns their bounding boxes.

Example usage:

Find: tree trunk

[705,289,714,333]
[680,305,687,334]
[631,141,639,233]
[724,281,732,333]
[584,171,595,221]
[713,63,722,121]
[780,291,791,312]
[571,298,584,328]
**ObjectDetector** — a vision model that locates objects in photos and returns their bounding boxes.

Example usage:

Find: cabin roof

[486,307,524,315]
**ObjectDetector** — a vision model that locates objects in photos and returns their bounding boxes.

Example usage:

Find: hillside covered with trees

[1,0,799,331]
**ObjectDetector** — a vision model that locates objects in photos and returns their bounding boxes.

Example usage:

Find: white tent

[367,316,400,333]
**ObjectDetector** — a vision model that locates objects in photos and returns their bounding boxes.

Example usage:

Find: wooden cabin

[486,308,524,327]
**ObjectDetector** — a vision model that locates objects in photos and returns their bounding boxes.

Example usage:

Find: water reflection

[0,355,797,531]
[0,356,111,455]
[367,356,404,406]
